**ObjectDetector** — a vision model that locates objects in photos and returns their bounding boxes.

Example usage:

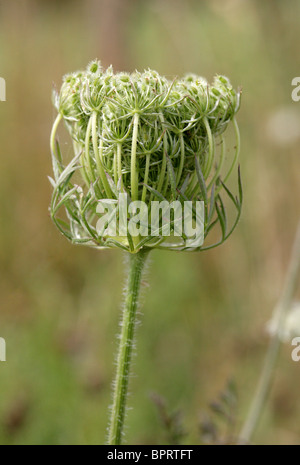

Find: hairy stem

[238,220,300,444]
[108,249,150,445]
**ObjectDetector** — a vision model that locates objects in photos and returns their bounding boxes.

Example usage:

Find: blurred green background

[0,0,299,445]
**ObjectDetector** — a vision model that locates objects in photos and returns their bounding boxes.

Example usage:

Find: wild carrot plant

[49,61,242,445]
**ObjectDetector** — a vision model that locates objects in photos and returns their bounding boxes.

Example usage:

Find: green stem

[203,117,214,179]
[176,132,185,186]
[85,116,95,182]
[92,111,112,198]
[50,114,62,159]
[157,112,168,196]
[207,135,225,192]
[222,117,240,186]
[107,249,150,445]
[117,142,123,189]
[113,148,118,185]
[141,153,150,203]
[50,113,62,180]
[131,113,140,201]
[238,220,300,444]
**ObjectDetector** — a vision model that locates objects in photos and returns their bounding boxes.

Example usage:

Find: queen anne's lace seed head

[50,60,242,253]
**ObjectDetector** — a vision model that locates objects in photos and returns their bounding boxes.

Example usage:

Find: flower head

[50,61,242,253]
